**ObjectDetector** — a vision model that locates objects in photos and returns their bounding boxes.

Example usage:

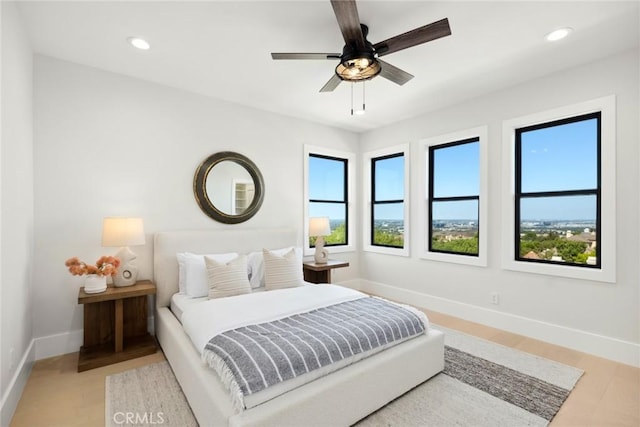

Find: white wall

[32,56,360,355]
[0,2,35,424]
[358,49,639,365]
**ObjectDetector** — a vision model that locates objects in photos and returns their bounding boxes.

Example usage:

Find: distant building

[567,231,597,250]
[523,251,541,260]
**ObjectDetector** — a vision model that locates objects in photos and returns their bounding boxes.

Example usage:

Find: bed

[154,228,444,427]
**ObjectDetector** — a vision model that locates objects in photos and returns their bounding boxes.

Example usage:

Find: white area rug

[105,325,583,427]
[105,361,197,427]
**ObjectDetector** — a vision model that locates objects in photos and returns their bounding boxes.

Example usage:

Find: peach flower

[64,256,120,277]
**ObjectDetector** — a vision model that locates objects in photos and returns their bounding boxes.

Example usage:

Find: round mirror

[194,152,264,224]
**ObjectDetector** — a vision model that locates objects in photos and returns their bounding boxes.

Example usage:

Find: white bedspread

[181,284,367,355]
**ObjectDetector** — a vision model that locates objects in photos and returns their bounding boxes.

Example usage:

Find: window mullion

[520,189,597,198]
[432,195,479,203]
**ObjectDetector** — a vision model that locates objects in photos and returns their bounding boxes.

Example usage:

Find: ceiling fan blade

[271,53,341,60]
[378,60,414,86]
[330,0,366,50]
[320,74,342,92]
[374,18,451,57]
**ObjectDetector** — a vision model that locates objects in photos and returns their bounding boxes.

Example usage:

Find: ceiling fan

[271,0,451,92]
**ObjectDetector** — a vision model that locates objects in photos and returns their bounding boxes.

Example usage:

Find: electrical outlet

[491,292,500,305]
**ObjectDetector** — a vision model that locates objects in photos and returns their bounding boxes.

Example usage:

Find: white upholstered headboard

[153,228,298,308]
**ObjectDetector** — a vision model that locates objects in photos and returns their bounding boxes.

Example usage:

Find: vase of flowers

[65,256,121,294]
[83,274,107,294]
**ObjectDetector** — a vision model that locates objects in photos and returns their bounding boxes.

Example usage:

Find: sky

[309,156,346,220]
[308,116,598,223]
[519,117,597,221]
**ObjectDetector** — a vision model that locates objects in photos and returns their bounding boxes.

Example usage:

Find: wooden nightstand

[303,259,349,284]
[77,280,157,372]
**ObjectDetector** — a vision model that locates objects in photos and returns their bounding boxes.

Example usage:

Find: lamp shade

[309,217,331,237]
[102,217,145,247]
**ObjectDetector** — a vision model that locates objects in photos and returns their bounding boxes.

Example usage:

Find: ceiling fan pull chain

[351,82,365,116]
[351,82,354,116]
[362,80,366,113]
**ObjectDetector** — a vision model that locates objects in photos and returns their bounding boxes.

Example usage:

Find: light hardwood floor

[10,310,640,427]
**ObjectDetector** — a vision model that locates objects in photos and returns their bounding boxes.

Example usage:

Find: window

[363,144,409,256]
[421,126,488,266]
[304,146,355,255]
[516,113,600,267]
[429,138,480,255]
[502,96,616,282]
[372,153,405,248]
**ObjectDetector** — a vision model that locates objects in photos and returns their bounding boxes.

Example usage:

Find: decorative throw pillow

[263,248,304,290]
[205,255,252,299]
[247,247,303,288]
[178,252,239,298]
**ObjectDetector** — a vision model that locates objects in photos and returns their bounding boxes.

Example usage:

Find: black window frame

[514,112,601,268]
[371,152,405,248]
[308,153,349,247]
[428,137,480,257]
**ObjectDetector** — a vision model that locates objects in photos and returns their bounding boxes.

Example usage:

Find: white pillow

[205,255,251,299]
[263,248,304,290]
[247,247,302,288]
[177,252,239,298]
[176,253,188,294]
[246,251,264,288]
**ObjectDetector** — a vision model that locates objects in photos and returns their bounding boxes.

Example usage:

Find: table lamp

[309,217,331,264]
[102,217,145,287]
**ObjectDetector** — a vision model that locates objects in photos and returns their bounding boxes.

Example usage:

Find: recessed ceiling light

[127,37,150,50]
[545,27,573,42]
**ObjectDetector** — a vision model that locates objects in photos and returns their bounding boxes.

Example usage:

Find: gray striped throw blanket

[203,296,426,407]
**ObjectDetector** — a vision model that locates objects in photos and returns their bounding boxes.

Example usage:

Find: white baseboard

[359,279,640,368]
[335,279,362,291]
[34,314,156,361]
[34,329,83,361]
[1,340,35,427]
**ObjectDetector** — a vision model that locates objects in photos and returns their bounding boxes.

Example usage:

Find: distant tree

[575,250,596,264]
[373,228,404,247]
[431,236,478,255]
[519,239,539,257]
[546,231,560,240]
[325,223,346,245]
[556,240,588,263]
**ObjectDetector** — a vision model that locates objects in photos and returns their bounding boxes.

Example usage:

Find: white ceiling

[17,1,639,133]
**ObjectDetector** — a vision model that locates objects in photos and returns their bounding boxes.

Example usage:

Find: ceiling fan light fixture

[336,53,381,81]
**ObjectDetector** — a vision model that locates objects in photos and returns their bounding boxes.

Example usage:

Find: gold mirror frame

[193,151,265,224]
